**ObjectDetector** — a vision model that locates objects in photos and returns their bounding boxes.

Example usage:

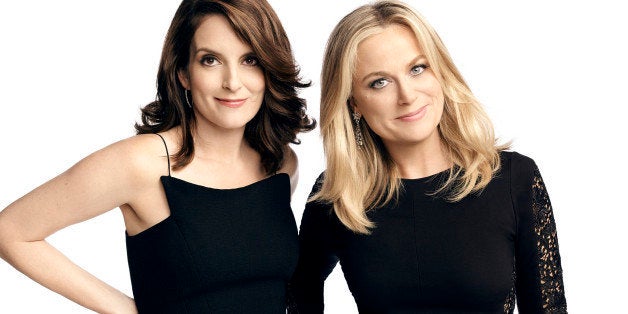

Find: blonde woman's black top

[125,135,298,313]
[290,151,567,313]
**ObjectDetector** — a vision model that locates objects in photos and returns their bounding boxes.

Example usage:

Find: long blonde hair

[312,0,507,234]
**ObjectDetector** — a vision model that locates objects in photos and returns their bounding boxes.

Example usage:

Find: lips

[396,105,427,121]
[216,98,246,108]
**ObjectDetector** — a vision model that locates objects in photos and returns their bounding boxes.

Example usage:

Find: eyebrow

[194,47,223,58]
[194,47,255,59]
[360,54,427,83]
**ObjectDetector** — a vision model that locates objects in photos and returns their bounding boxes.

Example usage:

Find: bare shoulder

[0,132,179,241]
[278,146,298,177]
[278,146,298,195]
[74,132,175,184]
[122,133,175,169]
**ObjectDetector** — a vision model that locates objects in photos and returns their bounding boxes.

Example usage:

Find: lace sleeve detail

[503,266,516,314]
[531,168,567,313]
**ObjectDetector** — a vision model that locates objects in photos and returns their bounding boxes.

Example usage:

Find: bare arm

[0,138,153,314]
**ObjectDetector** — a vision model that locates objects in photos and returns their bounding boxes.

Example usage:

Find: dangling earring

[184,90,193,108]
[352,112,364,146]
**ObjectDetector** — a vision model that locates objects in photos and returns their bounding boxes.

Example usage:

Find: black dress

[290,152,567,313]
[126,135,298,313]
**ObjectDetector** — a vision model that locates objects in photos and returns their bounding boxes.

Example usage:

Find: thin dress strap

[155,133,171,177]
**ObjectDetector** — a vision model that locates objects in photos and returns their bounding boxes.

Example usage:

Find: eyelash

[243,55,259,66]
[200,55,218,66]
[411,64,429,76]
[369,78,389,89]
[368,64,430,89]
[199,55,260,67]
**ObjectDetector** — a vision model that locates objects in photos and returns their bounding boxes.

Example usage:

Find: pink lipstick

[397,105,427,122]
[216,98,246,108]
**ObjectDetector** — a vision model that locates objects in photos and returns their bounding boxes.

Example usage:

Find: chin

[388,130,438,146]
[221,121,252,130]
[209,114,258,130]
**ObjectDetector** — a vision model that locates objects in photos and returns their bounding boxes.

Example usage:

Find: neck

[191,120,253,163]
[384,131,451,179]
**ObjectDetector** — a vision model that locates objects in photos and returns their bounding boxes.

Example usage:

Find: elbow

[0,223,10,261]
[0,216,20,262]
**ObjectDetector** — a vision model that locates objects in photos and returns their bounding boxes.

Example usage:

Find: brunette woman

[0,0,314,313]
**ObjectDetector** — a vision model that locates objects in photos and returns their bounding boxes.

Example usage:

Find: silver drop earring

[352,112,364,146]
[185,90,193,108]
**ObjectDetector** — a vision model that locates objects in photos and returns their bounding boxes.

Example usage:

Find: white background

[0,1,626,313]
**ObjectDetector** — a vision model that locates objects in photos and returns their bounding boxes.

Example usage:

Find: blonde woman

[290,1,566,313]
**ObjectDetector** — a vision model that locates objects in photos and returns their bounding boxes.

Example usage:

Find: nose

[222,65,243,92]
[397,77,416,106]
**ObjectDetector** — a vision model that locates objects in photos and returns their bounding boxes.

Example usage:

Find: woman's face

[179,14,265,131]
[351,24,444,149]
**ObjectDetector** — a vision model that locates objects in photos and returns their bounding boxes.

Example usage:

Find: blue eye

[411,64,428,76]
[369,78,390,89]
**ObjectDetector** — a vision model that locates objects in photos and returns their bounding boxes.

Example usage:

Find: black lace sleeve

[511,154,567,313]
[288,173,339,314]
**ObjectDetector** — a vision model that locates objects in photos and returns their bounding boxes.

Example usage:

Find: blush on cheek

[244,69,265,88]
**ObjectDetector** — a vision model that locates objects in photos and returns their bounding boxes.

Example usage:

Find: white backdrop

[0,1,626,313]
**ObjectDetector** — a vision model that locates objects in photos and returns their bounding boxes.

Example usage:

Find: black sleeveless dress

[126,135,298,313]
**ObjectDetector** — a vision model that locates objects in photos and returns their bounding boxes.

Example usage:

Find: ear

[178,68,190,90]
[348,97,360,116]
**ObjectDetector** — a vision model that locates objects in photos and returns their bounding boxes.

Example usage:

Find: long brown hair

[135,0,315,173]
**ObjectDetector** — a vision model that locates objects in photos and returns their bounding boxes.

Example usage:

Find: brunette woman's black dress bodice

[125,135,298,313]
[291,151,567,313]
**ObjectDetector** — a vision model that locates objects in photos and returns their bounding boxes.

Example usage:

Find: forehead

[355,24,423,69]
[191,14,251,52]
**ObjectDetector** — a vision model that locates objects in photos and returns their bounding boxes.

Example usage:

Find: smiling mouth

[216,98,246,108]
[397,105,428,121]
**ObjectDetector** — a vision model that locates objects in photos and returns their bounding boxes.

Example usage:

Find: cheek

[422,78,445,113]
[432,89,444,109]
[190,70,219,91]
[355,92,394,117]
[243,71,266,94]
[432,92,445,126]
[359,101,391,134]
